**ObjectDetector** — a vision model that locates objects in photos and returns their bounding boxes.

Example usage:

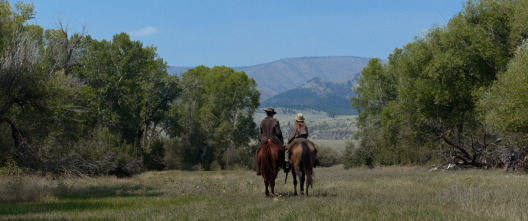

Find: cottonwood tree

[172,66,259,169]
[349,0,528,168]
[481,40,528,133]
[74,33,179,157]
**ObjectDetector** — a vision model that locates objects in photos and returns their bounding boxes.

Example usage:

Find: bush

[74,127,143,177]
[343,141,375,169]
[143,139,166,171]
[162,138,186,170]
[316,145,341,167]
[222,144,256,170]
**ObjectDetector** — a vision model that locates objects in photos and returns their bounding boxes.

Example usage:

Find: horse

[257,140,284,197]
[289,140,315,196]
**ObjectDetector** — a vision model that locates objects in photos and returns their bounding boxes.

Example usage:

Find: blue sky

[26,0,466,67]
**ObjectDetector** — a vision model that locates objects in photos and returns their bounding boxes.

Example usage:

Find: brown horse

[289,140,315,195]
[257,141,284,197]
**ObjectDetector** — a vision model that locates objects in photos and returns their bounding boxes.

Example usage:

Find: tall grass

[1,166,528,220]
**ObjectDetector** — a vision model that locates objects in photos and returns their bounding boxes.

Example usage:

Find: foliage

[315,145,341,167]
[480,40,528,133]
[170,66,260,170]
[348,0,528,168]
[74,33,179,150]
[343,141,374,169]
[0,1,261,176]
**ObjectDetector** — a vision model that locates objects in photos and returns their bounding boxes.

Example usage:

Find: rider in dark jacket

[253,107,284,175]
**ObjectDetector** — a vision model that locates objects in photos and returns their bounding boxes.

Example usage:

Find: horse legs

[292,170,298,196]
[305,174,310,196]
[300,173,305,196]
[264,179,270,196]
[269,177,275,197]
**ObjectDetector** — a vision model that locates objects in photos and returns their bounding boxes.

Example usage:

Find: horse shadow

[272,190,337,198]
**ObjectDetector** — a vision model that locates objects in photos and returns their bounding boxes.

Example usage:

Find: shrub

[343,141,375,169]
[316,145,341,167]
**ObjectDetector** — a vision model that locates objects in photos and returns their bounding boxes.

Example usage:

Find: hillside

[254,108,356,140]
[168,56,371,101]
[261,78,358,116]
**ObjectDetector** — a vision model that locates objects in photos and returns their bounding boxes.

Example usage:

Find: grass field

[2,166,528,220]
[312,139,349,153]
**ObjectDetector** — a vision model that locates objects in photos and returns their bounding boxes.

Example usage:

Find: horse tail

[259,145,272,178]
[301,141,313,187]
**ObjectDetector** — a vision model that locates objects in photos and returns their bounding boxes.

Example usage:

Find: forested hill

[169,56,371,101]
[261,78,358,116]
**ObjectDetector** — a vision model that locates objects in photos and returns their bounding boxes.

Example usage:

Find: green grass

[2,166,528,220]
[312,139,349,153]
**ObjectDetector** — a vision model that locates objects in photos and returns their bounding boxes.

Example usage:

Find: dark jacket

[258,116,284,147]
[287,125,308,145]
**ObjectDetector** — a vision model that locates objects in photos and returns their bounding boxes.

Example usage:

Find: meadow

[2,166,528,220]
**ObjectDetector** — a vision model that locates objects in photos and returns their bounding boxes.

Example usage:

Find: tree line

[0,1,260,176]
[346,0,528,168]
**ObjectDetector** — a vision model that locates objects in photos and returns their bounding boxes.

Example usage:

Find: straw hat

[264,107,277,114]
[295,113,305,121]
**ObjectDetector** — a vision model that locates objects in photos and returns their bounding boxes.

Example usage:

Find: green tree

[480,40,528,133]
[75,33,179,152]
[349,0,525,167]
[171,66,259,170]
[0,1,43,167]
[0,1,94,173]
[351,58,400,166]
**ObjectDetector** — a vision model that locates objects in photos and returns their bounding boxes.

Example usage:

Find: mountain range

[261,77,358,116]
[168,56,379,118]
[168,56,371,102]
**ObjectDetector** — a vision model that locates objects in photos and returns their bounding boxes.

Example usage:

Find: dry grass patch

[2,166,528,220]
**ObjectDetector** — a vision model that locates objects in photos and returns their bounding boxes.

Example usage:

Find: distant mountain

[168,56,371,101]
[261,78,358,116]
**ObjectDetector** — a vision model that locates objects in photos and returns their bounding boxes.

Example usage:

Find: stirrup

[283,162,290,173]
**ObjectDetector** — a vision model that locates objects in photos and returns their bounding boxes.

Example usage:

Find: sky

[25,0,467,67]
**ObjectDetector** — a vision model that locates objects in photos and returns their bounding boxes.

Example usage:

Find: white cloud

[129,26,159,37]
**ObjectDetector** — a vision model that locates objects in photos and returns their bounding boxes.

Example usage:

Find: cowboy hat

[264,107,277,114]
[295,113,305,121]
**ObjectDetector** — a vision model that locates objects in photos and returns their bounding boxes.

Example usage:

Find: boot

[284,149,291,173]
[314,151,320,168]
[284,161,290,173]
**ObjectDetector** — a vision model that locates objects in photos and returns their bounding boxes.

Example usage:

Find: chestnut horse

[289,140,315,195]
[257,141,284,197]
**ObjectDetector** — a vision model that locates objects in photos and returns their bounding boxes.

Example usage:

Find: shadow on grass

[59,185,163,200]
[0,185,165,217]
[273,190,337,198]
[0,200,111,216]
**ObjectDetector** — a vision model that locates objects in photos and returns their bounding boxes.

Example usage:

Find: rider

[254,107,284,175]
[283,113,320,173]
